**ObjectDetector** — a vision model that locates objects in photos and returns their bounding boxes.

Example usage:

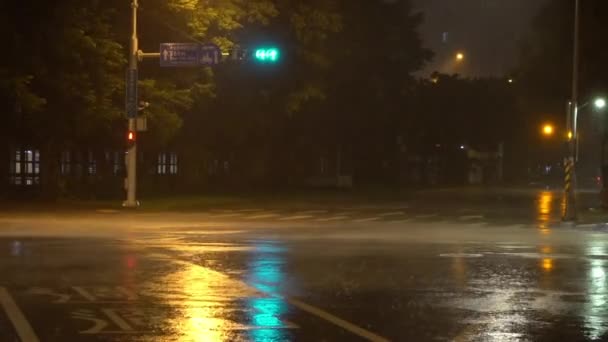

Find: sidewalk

[0,189,415,214]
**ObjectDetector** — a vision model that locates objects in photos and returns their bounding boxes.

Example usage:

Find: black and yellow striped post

[563,156,577,221]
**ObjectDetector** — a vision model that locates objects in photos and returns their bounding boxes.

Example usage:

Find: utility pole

[563,0,580,221]
[124,0,139,208]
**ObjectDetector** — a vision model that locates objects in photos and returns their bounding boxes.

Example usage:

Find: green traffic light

[254,48,280,62]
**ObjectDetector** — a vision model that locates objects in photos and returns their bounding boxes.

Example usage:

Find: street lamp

[542,124,555,137]
[577,97,607,111]
[455,52,464,62]
[571,97,607,160]
[594,97,606,110]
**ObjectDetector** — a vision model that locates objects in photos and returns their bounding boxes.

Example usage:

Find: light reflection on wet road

[0,189,607,341]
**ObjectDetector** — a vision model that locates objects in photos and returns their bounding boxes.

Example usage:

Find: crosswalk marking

[247,213,281,219]
[415,214,438,219]
[334,212,355,216]
[297,210,329,214]
[379,211,405,217]
[390,219,412,224]
[279,215,314,221]
[459,215,484,220]
[210,213,243,218]
[316,216,350,222]
[353,217,381,223]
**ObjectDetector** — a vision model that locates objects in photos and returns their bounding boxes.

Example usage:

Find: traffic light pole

[120,3,279,208]
[124,0,139,208]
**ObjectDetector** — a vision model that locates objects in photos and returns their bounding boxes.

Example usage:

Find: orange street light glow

[542,124,554,136]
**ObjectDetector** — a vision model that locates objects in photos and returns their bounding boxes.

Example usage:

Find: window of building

[60,151,71,175]
[10,148,40,186]
[86,151,97,176]
[113,152,124,176]
[157,153,178,175]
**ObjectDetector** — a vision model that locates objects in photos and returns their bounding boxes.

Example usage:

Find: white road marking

[102,308,134,331]
[0,287,40,342]
[379,211,405,217]
[72,286,96,302]
[439,253,484,258]
[147,251,388,341]
[234,209,264,213]
[459,215,485,220]
[209,213,243,218]
[297,210,329,214]
[390,219,412,224]
[316,216,350,222]
[247,213,281,219]
[279,215,314,221]
[287,297,390,342]
[353,217,380,223]
[415,214,438,219]
[96,209,120,214]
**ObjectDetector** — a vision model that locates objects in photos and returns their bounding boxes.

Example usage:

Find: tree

[515,0,608,181]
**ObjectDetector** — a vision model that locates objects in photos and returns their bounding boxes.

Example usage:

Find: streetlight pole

[124,0,139,208]
[563,0,580,221]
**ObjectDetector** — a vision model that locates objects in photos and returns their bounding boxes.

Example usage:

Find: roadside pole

[124,0,139,208]
[119,4,276,207]
[563,0,580,221]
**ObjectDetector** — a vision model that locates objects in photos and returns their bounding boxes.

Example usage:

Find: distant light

[567,131,573,140]
[508,78,514,84]
[594,98,606,110]
[542,124,554,136]
[456,52,464,61]
[460,145,465,150]
[442,32,449,43]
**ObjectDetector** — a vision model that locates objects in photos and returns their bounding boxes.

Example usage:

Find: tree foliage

[1,0,526,190]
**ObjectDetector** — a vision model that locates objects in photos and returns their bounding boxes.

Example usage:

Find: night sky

[412,0,549,77]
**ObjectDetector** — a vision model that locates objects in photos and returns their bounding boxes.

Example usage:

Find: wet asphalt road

[1,189,608,341]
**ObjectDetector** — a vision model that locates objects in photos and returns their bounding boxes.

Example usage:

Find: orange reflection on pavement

[537,191,553,235]
[541,258,553,272]
[147,260,258,342]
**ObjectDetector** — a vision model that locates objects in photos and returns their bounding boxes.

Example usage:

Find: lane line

[459,215,484,220]
[210,213,243,218]
[0,287,40,342]
[247,213,281,219]
[390,219,412,224]
[279,215,314,221]
[379,211,404,217]
[415,214,438,219]
[287,297,390,342]
[353,217,381,223]
[297,210,329,214]
[316,216,350,222]
[136,248,389,342]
